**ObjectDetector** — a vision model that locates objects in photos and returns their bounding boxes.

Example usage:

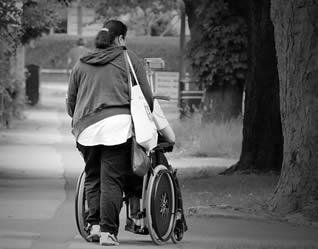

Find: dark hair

[76,37,85,46]
[95,20,127,49]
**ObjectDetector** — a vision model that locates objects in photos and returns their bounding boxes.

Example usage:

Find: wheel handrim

[147,166,176,243]
[75,171,89,240]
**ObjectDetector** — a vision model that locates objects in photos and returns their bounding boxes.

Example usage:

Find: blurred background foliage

[1,0,246,126]
[81,0,178,36]
[20,0,66,44]
[25,35,181,71]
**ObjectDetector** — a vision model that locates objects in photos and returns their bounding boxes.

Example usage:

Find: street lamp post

[77,0,83,36]
[178,0,186,108]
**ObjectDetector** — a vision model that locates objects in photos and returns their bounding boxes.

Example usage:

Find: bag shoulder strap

[126,53,140,86]
[123,50,132,100]
[123,50,140,86]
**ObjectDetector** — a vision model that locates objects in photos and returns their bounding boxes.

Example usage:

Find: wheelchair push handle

[154,94,170,101]
[155,141,175,153]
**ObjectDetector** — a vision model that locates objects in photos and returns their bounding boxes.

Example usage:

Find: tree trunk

[142,10,153,36]
[223,0,283,174]
[0,41,9,83]
[202,84,243,122]
[183,0,204,42]
[0,40,11,87]
[270,0,318,217]
[77,0,83,36]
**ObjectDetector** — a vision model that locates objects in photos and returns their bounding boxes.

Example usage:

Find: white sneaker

[100,232,119,246]
[87,224,100,242]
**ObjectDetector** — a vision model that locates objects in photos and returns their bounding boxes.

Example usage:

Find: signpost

[154,72,179,101]
[144,57,204,109]
[144,58,165,93]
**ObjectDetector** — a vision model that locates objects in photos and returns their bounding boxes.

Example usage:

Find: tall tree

[0,0,22,109]
[184,0,283,172]
[0,0,68,116]
[223,0,283,173]
[270,0,318,217]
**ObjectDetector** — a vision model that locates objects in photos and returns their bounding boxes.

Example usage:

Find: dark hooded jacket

[66,45,153,139]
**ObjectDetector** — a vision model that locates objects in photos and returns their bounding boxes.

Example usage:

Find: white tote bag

[124,51,158,151]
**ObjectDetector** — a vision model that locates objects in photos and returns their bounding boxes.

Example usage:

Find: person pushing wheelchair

[66,19,175,246]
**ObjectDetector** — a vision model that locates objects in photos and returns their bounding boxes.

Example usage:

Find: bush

[25,34,180,71]
[187,0,247,87]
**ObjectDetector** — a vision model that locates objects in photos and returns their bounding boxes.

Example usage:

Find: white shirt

[77,100,168,146]
[77,114,133,146]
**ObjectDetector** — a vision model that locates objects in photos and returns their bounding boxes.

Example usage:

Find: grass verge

[179,174,279,216]
[203,240,318,249]
[170,112,242,159]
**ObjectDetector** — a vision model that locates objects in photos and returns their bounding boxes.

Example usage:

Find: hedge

[25,34,181,71]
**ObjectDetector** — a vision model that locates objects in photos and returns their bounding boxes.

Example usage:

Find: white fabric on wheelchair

[153,100,169,131]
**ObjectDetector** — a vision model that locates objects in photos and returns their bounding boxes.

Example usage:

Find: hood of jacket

[80,45,124,65]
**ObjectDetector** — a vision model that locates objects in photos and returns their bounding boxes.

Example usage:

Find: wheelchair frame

[75,143,187,245]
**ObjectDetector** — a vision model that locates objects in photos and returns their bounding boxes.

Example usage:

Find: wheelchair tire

[146,165,176,245]
[171,219,185,243]
[75,171,90,241]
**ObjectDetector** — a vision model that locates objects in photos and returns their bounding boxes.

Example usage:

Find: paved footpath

[0,84,234,249]
[0,83,318,249]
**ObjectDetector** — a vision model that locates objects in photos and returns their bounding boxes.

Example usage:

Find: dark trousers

[77,138,142,235]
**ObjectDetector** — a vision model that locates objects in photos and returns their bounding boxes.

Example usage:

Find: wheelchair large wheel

[75,171,89,241]
[146,165,176,245]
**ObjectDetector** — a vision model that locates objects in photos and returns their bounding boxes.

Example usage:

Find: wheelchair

[75,141,188,245]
